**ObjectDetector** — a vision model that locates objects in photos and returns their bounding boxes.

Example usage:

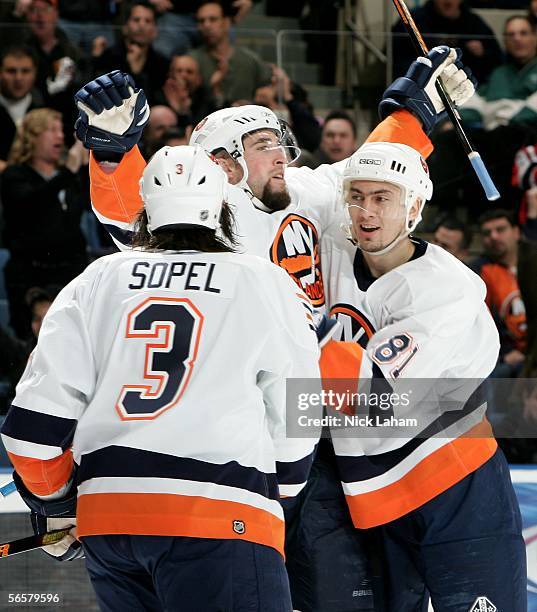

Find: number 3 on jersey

[115,297,203,421]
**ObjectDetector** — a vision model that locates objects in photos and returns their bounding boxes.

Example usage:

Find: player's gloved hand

[12,470,83,562]
[379,46,477,134]
[74,70,149,153]
[313,312,340,348]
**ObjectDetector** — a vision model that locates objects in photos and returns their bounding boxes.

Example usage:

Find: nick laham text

[297,415,419,428]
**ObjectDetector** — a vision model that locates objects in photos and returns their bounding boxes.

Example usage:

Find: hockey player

[1,145,321,612]
[320,143,527,611]
[72,49,477,611]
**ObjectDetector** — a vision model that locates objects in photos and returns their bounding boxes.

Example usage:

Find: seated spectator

[0,45,43,173]
[253,65,321,153]
[392,0,502,84]
[430,15,537,215]
[310,110,357,167]
[432,215,473,261]
[92,2,169,104]
[154,54,218,128]
[461,16,537,130]
[140,104,178,159]
[470,209,527,377]
[1,108,88,338]
[190,0,271,105]
[24,0,87,137]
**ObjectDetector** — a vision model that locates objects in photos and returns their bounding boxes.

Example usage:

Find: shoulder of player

[379,242,484,301]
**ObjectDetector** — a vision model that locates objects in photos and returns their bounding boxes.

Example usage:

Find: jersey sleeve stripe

[7,450,73,497]
[77,445,280,501]
[77,492,285,557]
[1,405,77,451]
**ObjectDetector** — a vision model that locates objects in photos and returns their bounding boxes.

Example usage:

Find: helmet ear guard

[139,144,229,233]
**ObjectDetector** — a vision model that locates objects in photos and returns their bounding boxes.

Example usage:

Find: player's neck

[363,238,415,278]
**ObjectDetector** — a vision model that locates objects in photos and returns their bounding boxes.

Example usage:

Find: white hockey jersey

[89,111,433,312]
[320,226,500,528]
[1,250,321,556]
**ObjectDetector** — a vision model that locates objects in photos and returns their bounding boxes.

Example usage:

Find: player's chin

[263,182,291,211]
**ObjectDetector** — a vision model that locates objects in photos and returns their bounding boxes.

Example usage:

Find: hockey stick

[0,527,73,558]
[0,481,16,498]
[392,0,500,201]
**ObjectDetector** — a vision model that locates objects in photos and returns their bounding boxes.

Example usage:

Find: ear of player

[74,70,150,153]
[12,471,83,562]
[379,45,476,135]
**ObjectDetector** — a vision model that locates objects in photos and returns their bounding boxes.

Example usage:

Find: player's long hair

[8,108,62,166]
[131,202,238,252]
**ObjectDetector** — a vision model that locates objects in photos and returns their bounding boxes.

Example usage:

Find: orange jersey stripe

[90,146,146,223]
[8,450,73,497]
[77,492,285,557]
[366,110,433,159]
[345,422,497,528]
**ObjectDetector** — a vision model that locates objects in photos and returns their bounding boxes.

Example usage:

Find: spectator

[56,1,118,54]
[311,110,357,167]
[92,2,169,104]
[0,45,43,172]
[140,104,178,158]
[461,16,537,130]
[392,0,502,84]
[154,54,218,127]
[430,16,537,215]
[26,0,87,103]
[470,209,527,377]
[140,1,199,60]
[1,108,88,338]
[190,0,271,105]
[432,215,473,261]
[253,65,321,153]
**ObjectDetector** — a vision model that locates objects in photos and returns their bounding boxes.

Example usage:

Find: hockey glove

[13,470,83,562]
[379,46,477,134]
[74,70,150,153]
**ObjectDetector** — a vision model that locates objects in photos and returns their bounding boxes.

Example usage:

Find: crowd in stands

[0,0,536,462]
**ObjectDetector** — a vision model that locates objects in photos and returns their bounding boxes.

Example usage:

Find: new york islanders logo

[329,303,375,348]
[270,214,324,307]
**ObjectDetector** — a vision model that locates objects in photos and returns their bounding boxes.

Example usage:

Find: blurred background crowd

[0,0,536,463]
